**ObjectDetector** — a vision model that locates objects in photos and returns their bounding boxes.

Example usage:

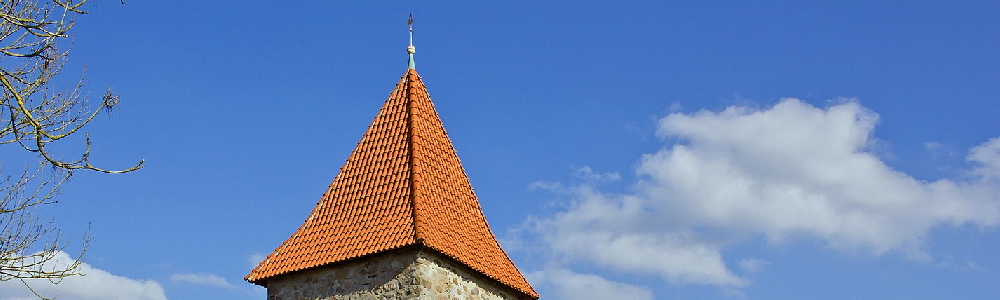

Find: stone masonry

[266,248,520,300]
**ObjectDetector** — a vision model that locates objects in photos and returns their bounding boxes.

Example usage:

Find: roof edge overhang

[245,243,537,299]
[418,243,539,299]
[245,242,420,286]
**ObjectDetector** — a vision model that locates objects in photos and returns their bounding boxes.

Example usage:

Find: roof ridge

[405,70,422,243]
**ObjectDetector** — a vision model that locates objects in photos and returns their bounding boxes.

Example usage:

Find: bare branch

[1,0,140,298]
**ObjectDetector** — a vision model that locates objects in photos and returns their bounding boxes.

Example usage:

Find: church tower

[246,19,539,300]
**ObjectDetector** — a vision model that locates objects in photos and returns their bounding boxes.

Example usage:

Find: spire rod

[407,14,415,70]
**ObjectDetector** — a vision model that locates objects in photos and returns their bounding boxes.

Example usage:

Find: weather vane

[408,14,414,47]
[407,14,415,69]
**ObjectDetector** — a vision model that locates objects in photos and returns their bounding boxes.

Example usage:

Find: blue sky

[2,1,1000,299]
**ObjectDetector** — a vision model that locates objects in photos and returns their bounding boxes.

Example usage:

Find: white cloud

[0,251,167,300]
[969,137,1000,180]
[169,273,238,290]
[526,268,654,300]
[668,101,683,112]
[530,98,1000,288]
[965,260,983,271]
[647,98,1000,255]
[737,258,771,274]
[573,166,621,182]
[248,253,266,269]
[170,255,267,294]
[532,185,747,287]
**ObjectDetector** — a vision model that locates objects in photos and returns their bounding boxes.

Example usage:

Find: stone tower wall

[265,248,521,300]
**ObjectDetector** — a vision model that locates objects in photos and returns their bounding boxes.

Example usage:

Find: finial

[407,14,415,69]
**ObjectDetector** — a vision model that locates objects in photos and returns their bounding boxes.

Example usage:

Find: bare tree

[0,0,142,298]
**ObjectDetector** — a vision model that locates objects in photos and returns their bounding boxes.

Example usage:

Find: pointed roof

[246,69,538,299]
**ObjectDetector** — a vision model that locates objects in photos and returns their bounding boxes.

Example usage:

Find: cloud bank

[0,251,167,300]
[526,268,654,300]
[528,98,1000,293]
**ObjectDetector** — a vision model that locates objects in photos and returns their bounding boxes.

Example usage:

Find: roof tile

[246,69,538,299]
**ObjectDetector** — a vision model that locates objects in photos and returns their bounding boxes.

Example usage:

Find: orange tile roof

[246,69,538,299]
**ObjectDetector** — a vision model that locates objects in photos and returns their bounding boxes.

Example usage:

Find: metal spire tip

[407,14,415,69]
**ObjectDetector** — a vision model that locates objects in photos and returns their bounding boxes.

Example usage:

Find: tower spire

[407,14,415,70]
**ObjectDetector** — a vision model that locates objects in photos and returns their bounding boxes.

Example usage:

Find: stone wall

[266,248,521,300]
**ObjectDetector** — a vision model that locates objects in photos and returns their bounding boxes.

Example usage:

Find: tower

[246,19,539,300]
